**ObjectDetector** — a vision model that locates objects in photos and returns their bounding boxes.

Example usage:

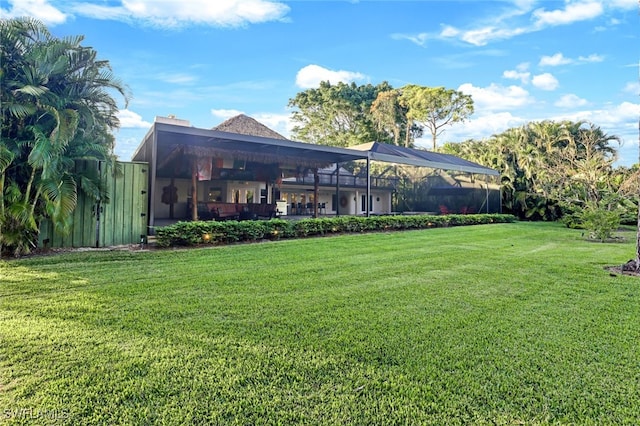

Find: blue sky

[2,0,639,165]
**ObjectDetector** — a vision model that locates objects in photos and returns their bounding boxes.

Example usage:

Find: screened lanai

[350,142,501,215]
[131,115,500,232]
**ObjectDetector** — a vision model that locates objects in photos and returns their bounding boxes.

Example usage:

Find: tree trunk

[405,119,412,147]
[636,197,640,270]
[636,115,640,269]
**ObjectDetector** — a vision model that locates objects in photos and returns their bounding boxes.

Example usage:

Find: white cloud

[113,134,144,161]
[157,73,198,85]
[533,1,603,27]
[577,54,604,63]
[458,83,534,110]
[440,25,459,39]
[459,26,528,46]
[623,81,640,96]
[117,109,152,128]
[503,63,531,84]
[405,1,612,48]
[428,111,527,146]
[532,73,559,91]
[607,0,638,10]
[253,112,293,139]
[0,0,67,25]
[539,53,572,67]
[295,64,366,89]
[391,32,429,47]
[211,109,244,120]
[437,23,528,47]
[594,101,640,127]
[73,0,290,28]
[554,94,588,108]
[540,52,604,67]
[210,110,292,138]
[549,101,640,164]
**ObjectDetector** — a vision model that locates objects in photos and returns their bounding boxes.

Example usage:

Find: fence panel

[99,161,148,246]
[38,161,148,248]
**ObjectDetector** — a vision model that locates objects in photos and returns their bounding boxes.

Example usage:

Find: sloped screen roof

[133,123,369,171]
[132,123,499,176]
[350,142,499,176]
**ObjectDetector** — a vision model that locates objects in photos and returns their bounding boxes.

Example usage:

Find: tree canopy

[288,81,394,147]
[289,81,474,151]
[0,17,129,255]
[399,85,474,150]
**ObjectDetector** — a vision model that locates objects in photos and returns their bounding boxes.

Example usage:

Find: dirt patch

[3,243,153,260]
[605,259,640,277]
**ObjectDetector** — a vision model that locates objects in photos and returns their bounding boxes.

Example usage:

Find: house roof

[212,114,288,140]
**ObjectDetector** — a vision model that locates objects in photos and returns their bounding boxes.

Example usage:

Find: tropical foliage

[440,120,630,230]
[0,18,128,256]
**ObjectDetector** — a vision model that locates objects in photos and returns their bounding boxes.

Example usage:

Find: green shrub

[155,214,517,248]
[580,205,621,242]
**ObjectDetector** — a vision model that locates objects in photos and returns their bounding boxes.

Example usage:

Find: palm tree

[1,18,129,255]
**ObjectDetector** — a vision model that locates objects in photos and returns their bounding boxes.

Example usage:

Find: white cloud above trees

[554,94,588,108]
[0,0,66,25]
[211,109,245,120]
[295,65,367,89]
[503,63,531,84]
[458,83,534,110]
[117,109,152,128]
[1,0,290,27]
[395,0,633,48]
[532,1,603,26]
[532,73,559,91]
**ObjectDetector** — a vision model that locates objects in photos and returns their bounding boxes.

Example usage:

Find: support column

[191,157,198,221]
[308,170,316,218]
[366,155,371,217]
[335,163,341,216]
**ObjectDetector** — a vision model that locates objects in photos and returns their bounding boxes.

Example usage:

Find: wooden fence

[38,161,148,248]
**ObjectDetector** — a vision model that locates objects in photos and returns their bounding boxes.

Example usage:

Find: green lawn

[1,222,639,425]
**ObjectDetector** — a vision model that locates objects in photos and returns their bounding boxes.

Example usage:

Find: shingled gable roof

[212,114,288,140]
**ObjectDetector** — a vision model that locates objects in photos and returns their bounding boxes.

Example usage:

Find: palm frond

[41,174,77,234]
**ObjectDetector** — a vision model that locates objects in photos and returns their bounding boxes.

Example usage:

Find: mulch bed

[605,259,640,277]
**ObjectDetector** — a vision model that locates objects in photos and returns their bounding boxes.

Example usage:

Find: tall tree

[370,89,425,147]
[0,18,129,255]
[288,81,392,147]
[370,89,403,146]
[399,85,474,150]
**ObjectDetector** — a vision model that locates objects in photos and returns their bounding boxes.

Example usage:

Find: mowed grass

[1,222,640,425]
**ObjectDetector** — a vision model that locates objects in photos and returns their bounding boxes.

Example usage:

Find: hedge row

[154,214,517,248]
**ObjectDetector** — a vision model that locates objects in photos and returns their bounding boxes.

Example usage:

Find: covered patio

[132,115,500,233]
